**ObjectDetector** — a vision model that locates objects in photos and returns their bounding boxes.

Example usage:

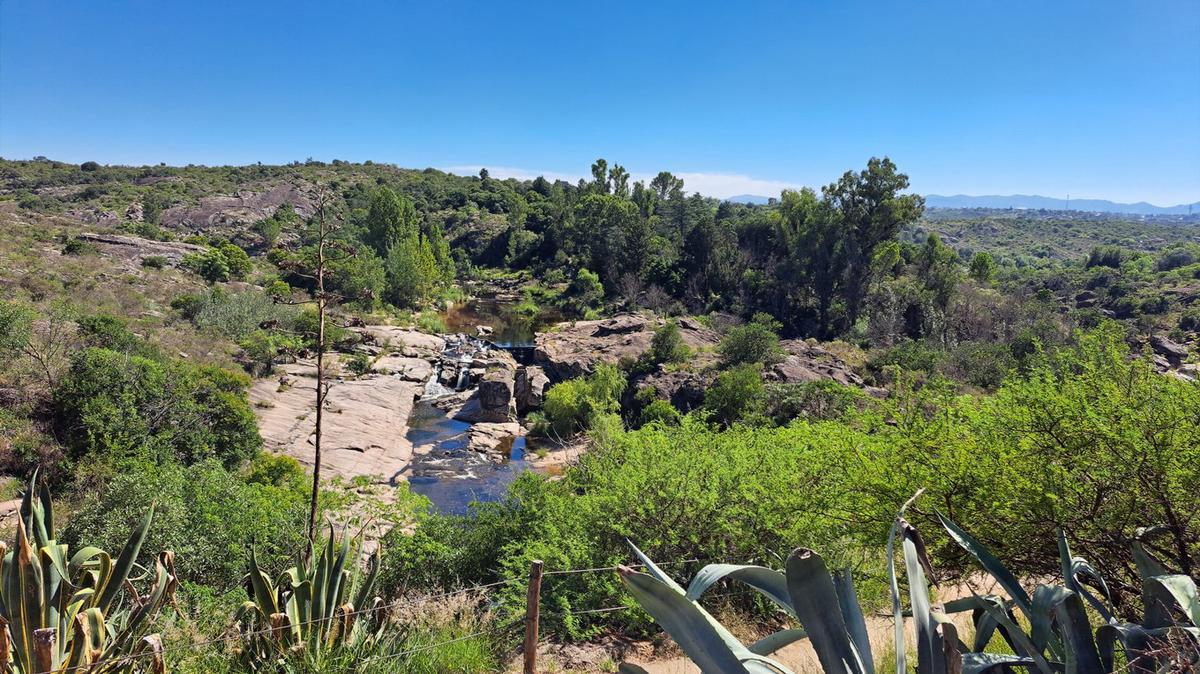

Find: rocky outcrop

[632,369,712,412]
[357,326,446,359]
[534,313,720,381]
[454,367,517,423]
[370,355,433,383]
[76,232,207,264]
[514,365,549,413]
[768,340,864,387]
[250,360,421,484]
[1150,334,1189,367]
[160,183,316,232]
[466,422,524,456]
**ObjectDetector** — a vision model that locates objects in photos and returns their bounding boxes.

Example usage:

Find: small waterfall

[455,357,472,391]
[422,362,455,400]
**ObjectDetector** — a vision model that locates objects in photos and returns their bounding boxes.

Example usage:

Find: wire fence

[25,554,743,673]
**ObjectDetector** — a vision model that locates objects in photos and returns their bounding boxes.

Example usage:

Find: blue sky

[1,1,1197,204]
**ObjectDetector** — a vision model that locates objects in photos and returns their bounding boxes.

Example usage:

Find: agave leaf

[1057,531,1114,623]
[686,564,792,615]
[247,548,279,617]
[619,567,754,674]
[833,567,874,674]
[8,520,44,673]
[972,594,1055,674]
[960,652,1037,674]
[95,504,154,614]
[899,520,947,674]
[748,628,809,656]
[785,548,867,674]
[1028,584,1067,653]
[1143,574,1199,628]
[935,510,1032,619]
[887,519,907,674]
[626,540,688,595]
[1052,589,1104,674]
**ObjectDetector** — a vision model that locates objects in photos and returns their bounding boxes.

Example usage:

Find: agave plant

[0,475,176,674]
[235,526,384,671]
[618,494,1199,674]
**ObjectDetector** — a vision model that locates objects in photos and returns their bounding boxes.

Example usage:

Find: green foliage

[236,530,383,671]
[54,347,261,467]
[182,244,252,282]
[345,352,372,377]
[176,287,297,341]
[717,312,783,367]
[61,237,96,256]
[141,254,167,269]
[1086,245,1130,269]
[2,476,176,674]
[763,380,867,425]
[541,363,627,436]
[252,204,298,247]
[239,329,302,375]
[65,458,309,590]
[648,319,689,365]
[76,313,142,353]
[562,268,604,316]
[703,363,766,426]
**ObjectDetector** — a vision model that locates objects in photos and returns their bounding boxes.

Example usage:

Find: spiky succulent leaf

[685,564,792,615]
[784,548,867,674]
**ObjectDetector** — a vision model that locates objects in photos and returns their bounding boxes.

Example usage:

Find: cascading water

[405,332,530,515]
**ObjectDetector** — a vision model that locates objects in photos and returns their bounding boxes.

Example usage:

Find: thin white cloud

[441,164,800,200]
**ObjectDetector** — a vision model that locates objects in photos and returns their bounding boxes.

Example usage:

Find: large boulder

[1150,334,1189,367]
[514,365,550,413]
[632,369,712,412]
[454,368,516,423]
[534,313,720,381]
[768,340,864,387]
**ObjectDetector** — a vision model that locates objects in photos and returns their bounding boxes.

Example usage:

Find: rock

[768,341,864,387]
[466,422,524,455]
[534,313,720,381]
[160,183,317,232]
[454,368,516,423]
[476,325,493,337]
[633,369,711,412]
[1075,290,1098,308]
[358,326,446,358]
[249,360,421,484]
[124,202,144,221]
[514,365,550,413]
[371,355,433,383]
[76,232,207,264]
[1150,334,1189,367]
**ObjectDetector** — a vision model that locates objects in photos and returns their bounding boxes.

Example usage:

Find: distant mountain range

[726,192,1199,215]
[924,194,1199,215]
[726,194,772,205]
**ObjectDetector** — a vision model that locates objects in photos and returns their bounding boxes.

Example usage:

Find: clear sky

[1,1,1197,204]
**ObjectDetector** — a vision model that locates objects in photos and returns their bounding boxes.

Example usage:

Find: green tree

[648,319,689,365]
[717,312,783,367]
[703,363,766,426]
[968,250,997,282]
[365,186,419,256]
[823,157,924,327]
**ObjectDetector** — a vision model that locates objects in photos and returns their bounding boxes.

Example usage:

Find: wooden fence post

[523,559,544,674]
[34,628,55,674]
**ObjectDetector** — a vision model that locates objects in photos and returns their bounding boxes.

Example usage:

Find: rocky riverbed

[250,311,884,512]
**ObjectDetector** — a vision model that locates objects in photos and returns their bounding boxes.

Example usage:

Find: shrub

[54,347,261,468]
[64,459,309,588]
[1086,245,1128,269]
[1180,307,1200,332]
[182,244,252,282]
[647,319,689,365]
[183,287,295,340]
[239,329,302,375]
[703,363,765,426]
[639,398,681,426]
[76,313,143,354]
[141,254,168,269]
[763,380,866,424]
[61,237,96,255]
[541,363,626,436]
[716,312,782,366]
[563,268,604,315]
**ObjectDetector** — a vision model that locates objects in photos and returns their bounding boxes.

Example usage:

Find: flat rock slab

[371,355,433,382]
[251,362,420,485]
[358,326,446,358]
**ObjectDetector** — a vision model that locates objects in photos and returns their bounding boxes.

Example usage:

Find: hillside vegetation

[0,157,1197,672]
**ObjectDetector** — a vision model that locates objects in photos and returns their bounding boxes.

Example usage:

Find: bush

[63,459,309,588]
[763,380,866,425]
[647,319,689,365]
[54,348,261,468]
[1086,245,1128,269]
[61,238,96,256]
[182,244,252,282]
[181,287,295,340]
[716,312,782,366]
[703,363,765,426]
[639,398,681,426]
[541,363,626,436]
[562,268,604,315]
[76,313,145,354]
[141,255,167,269]
[1180,307,1200,332]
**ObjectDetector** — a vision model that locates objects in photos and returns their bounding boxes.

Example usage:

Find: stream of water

[404,293,556,515]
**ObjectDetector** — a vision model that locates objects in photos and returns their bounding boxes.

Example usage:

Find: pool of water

[439,295,560,348]
[404,401,530,515]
